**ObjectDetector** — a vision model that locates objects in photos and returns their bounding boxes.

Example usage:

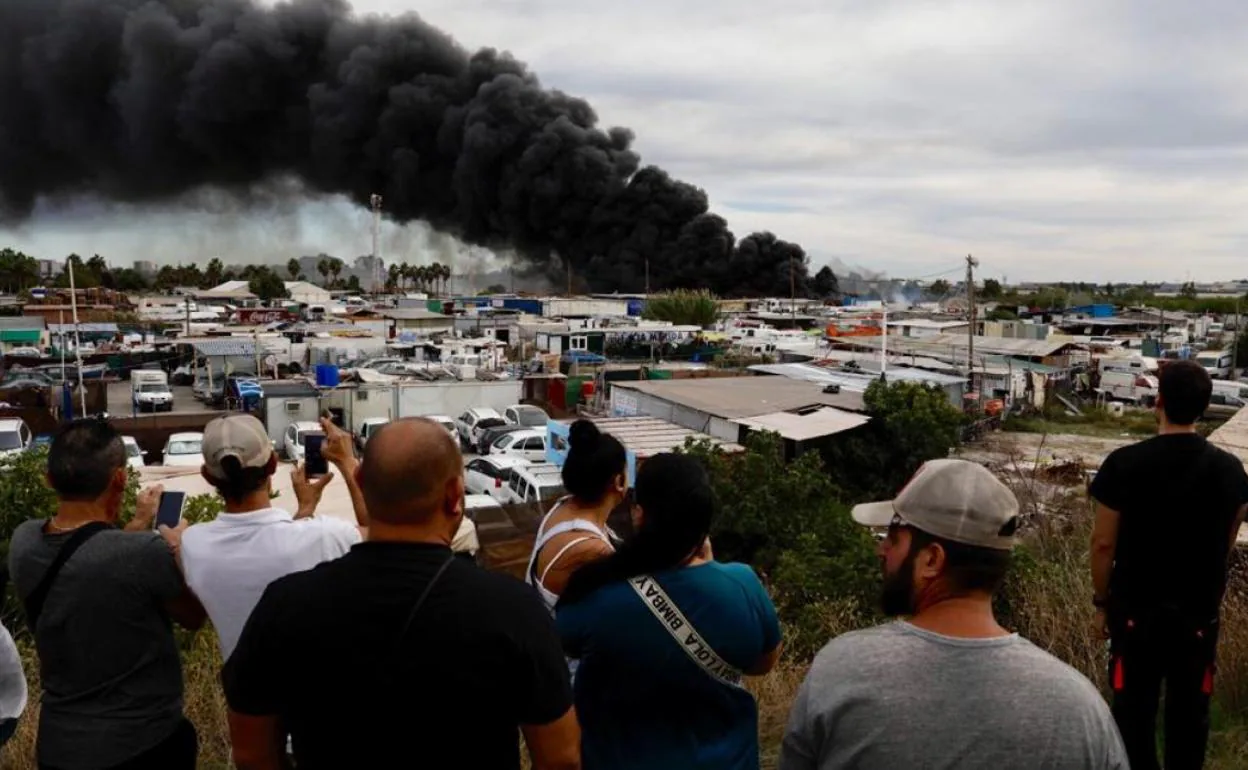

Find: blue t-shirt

[556,561,781,770]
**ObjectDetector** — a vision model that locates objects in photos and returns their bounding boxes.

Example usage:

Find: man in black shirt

[1090,360,1248,770]
[224,417,581,770]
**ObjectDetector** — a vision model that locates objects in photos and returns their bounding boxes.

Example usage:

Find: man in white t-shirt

[179,414,365,662]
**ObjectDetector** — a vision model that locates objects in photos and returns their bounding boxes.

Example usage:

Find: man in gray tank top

[780,459,1128,770]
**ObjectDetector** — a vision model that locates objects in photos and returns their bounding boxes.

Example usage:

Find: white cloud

[6,0,1248,282]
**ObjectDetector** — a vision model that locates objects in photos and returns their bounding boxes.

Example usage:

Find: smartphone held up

[155,491,186,530]
[303,433,328,478]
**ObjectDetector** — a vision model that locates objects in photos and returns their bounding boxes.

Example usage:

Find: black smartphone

[155,491,186,530]
[304,433,328,477]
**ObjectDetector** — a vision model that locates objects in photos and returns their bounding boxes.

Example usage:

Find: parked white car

[488,429,549,462]
[122,436,146,469]
[464,456,531,503]
[0,419,32,459]
[282,421,324,462]
[503,463,567,506]
[454,407,506,450]
[503,404,550,429]
[355,418,390,451]
[6,347,42,358]
[162,432,204,467]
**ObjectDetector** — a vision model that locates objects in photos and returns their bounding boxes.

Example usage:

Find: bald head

[360,418,463,525]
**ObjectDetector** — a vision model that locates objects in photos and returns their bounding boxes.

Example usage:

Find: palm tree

[439,263,452,295]
[329,258,343,288]
[287,258,300,281]
[204,258,224,288]
[387,264,401,293]
[317,257,330,287]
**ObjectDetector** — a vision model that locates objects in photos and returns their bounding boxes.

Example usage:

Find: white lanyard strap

[629,574,744,688]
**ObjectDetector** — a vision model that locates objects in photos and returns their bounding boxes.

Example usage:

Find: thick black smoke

[0,0,813,296]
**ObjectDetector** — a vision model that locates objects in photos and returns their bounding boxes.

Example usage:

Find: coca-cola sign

[236,309,297,324]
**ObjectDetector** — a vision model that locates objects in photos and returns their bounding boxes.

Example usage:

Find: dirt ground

[959,430,1134,471]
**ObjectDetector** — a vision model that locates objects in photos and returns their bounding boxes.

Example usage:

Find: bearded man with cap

[178,414,363,665]
[780,459,1128,770]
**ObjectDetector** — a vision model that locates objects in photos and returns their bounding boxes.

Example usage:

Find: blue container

[314,364,340,387]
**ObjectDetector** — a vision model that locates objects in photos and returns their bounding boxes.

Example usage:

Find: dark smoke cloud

[0,0,813,296]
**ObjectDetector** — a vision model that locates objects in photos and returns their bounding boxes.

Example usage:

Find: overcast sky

[6,0,1248,283]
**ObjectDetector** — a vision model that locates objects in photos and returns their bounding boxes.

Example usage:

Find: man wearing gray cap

[780,459,1127,770]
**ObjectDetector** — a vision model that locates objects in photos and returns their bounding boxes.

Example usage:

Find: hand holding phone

[304,433,328,477]
[155,491,186,530]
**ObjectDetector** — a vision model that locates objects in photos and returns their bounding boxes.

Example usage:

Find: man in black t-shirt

[224,418,581,770]
[1090,360,1248,770]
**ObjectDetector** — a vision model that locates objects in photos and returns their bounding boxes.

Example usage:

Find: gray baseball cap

[851,459,1020,551]
[202,414,274,481]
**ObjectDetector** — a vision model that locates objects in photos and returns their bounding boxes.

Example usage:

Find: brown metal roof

[611,376,866,419]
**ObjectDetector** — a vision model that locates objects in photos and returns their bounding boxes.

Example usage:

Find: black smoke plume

[0,0,813,296]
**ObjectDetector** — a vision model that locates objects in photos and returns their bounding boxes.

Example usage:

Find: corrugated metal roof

[733,407,870,442]
[0,316,45,330]
[585,416,743,456]
[831,333,1078,359]
[749,362,965,389]
[191,339,256,356]
[613,376,865,418]
[381,309,452,321]
[48,323,119,333]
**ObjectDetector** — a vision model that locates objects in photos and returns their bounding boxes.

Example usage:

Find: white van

[1196,350,1233,380]
[504,464,566,506]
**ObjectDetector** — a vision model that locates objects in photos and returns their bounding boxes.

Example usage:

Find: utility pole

[370,194,383,293]
[966,254,978,390]
[1234,295,1241,378]
[184,295,191,338]
[567,261,572,297]
[645,257,650,296]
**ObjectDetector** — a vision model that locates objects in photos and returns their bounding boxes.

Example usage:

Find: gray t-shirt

[9,521,185,769]
[780,622,1128,770]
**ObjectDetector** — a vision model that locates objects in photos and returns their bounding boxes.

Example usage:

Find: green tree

[483,283,507,294]
[824,380,967,502]
[112,268,149,293]
[642,290,719,327]
[1181,281,1198,300]
[928,279,951,298]
[329,258,344,288]
[981,278,1003,299]
[345,274,362,293]
[287,258,301,281]
[680,432,878,656]
[54,254,100,289]
[204,258,224,289]
[316,256,331,287]
[249,267,290,303]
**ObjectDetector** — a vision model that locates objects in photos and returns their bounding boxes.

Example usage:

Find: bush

[681,433,878,657]
[642,290,720,327]
[824,379,967,501]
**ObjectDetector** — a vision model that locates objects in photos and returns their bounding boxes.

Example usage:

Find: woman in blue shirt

[557,453,782,770]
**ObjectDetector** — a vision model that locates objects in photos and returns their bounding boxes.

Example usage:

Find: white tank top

[524,498,614,614]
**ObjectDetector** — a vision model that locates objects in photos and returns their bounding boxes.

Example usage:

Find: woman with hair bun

[525,419,629,626]
[556,453,781,770]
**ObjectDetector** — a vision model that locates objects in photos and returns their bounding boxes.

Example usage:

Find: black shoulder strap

[24,521,112,634]
[392,553,457,655]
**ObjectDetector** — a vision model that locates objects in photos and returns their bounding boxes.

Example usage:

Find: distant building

[36,259,61,281]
